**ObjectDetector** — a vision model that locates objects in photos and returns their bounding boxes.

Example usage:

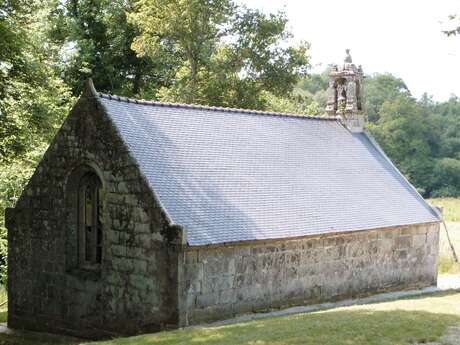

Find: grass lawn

[429,198,460,222]
[429,198,460,274]
[88,291,460,345]
[438,222,460,274]
[0,291,458,345]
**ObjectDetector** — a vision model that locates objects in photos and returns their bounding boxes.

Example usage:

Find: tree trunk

[190,58,197,103]
[132,66,142,95]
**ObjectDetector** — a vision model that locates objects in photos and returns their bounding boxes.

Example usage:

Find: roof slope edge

[88,87,183,240]
[363,130,441,220]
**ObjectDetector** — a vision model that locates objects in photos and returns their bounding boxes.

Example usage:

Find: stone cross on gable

[325,49,366,132]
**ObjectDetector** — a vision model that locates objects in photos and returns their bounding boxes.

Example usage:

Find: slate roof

[95,92,440,246]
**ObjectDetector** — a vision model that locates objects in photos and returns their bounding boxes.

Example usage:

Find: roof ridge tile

[98,92,340,121]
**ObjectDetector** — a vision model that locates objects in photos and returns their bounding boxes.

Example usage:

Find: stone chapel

[6,51,441,338]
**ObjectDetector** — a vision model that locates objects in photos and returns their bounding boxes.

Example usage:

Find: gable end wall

[6,95,181,338]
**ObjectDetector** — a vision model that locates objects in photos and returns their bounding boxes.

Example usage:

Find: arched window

[78,172,102,267]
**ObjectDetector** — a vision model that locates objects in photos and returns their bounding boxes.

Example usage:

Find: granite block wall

[178,222,439,325]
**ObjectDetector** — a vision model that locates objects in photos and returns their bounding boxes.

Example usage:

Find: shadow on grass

[0,331,81,345]
[90,309,460,345]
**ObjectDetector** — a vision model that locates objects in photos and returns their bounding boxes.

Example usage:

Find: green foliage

[294,71,329,114]
[130,0,233,101]
[48,0,172,97]
[364,73,410,122]
[432,158,460,197]
[434,96,460,159]
[365,79,460,197]
[368,94,440,195]
[129,0,310,109]
[1,1,73,161]
[263,92,321,115]
[47,0,311,106]
[298,72,329,94]
[0,0,74,285]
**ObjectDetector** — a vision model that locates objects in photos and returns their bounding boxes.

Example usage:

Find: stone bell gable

[326,49,366,132]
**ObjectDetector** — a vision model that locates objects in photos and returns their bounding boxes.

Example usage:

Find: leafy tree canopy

[48,0,174,97]
[368,94,440,195]
[364,73,410,122]
[129,0,310,109]
[1,0,72,163]
[0,0,74,285]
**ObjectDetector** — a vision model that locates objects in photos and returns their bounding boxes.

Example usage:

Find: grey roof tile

[97,94,440,246]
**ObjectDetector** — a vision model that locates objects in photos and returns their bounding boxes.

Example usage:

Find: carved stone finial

[325,50,365,132]
[344,49,352,63]
[83,77,98,98]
